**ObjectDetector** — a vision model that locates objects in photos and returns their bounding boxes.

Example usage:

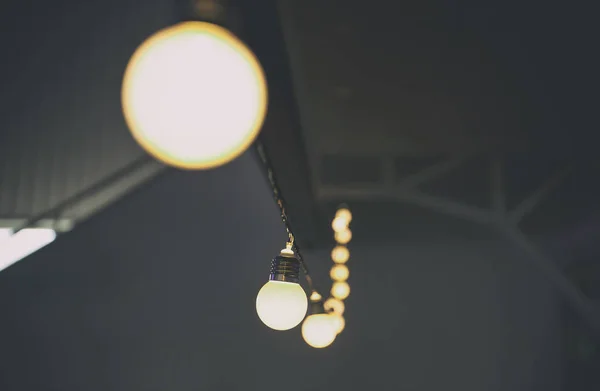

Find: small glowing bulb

[331,281,350,300]
[301,314,337,348]
[331,216,349,233]
[324,298,345,315]
[331,314,345,334]
[330,264,349,281]
[331,246,350,264]
[256,281,307,331]
[122,21,267,170]
[334,228,352,244]
[310,291,322,301]
[335,208,352,223]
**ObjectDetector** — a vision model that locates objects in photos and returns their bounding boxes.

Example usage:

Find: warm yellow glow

[324,298,345,315]
[256,281,307,331]
[331,216,349,233]
[331,314,345,334]
[335,208,352,223]
[331,245,350,264]
[330,264,349,281]
[334,228,352,244]
[122,21,267,170]
[301,314,337,348]
[331,282,350,300]
[310,291,322,301]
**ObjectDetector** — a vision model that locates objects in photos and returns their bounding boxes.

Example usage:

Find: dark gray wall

[0,153,564,391]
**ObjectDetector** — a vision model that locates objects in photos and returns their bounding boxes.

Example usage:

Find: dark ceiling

[252,0,600,253]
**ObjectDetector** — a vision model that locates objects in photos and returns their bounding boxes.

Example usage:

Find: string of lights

[254,140,316,294]
[118,1,353,348]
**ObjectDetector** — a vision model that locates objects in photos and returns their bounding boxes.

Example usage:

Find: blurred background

[0,0,599,390]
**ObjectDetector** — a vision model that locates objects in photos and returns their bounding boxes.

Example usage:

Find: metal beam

[508,166,572,225]
[491,158,506,216]
[318,185,495,224]
[398,158,465,189]
[501,226,600,336]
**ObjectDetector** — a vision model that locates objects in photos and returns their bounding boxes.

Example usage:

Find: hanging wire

[255,140,318,294]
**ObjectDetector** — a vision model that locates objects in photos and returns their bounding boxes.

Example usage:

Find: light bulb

[335,228,352,244]
[122,21,267,170]
[331,314,345,334]
[324,298,345,315]
[302,314,337,348]
[331,281,350,300]
[331,216,349,233]
[331,246,350,264]
[335,208,352,223]
[330,264,349,281]
[256,280,307,331]
[256,245,307,331]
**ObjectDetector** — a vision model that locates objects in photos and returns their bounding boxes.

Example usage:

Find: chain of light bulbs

[253,141,353,348]
[119,5,352,348]
[322,207,352,336]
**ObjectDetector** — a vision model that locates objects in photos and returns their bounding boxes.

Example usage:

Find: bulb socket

[309,299,326,315]
[268,252,300,283]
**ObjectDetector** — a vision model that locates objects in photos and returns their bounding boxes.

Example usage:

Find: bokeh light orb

[331,245,350,264]
[331,281,350,300]
[335,208,352,223]
[334,228,352,244]
[324,297,345,315]
[122,21,267,170]
[302,314,337,348]
[330,264,350,281]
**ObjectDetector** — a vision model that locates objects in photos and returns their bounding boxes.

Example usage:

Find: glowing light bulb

[331,314,345,334]
[302,313,337,348]
[334,228,352,244]
[256,281,307,331]
[331,216,349,233]
[335,208,352,223]
[330,264,349,281]
[122,21,267,170]
[324,298,345,315]
[331,281,350,300]
[331,246,350,264]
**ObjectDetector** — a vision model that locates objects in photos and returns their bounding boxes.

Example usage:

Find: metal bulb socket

[268,246,300,283]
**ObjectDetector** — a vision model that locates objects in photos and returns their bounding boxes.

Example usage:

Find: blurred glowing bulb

[331,246,350,264]
[331,314,345,334]
[122,21,267,170]
[324,298,345,315]
[256,281,307,331]
[331,216,349,232]
[335,208,352,223]
[302,314,337,348]
[334,228,352,244]
[331,281,350,300]
[330,264,349,281]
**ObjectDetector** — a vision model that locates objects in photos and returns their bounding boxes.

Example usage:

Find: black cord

[254,140,318,294]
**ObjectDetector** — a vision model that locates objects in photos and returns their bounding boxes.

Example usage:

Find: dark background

[0,0,599,390]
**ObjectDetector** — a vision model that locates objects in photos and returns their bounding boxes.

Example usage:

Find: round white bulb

[301,314,337,348]
[256,281,307,331]
[122,21,267,170]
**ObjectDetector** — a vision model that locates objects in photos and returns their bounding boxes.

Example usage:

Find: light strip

[0,228,56,272]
